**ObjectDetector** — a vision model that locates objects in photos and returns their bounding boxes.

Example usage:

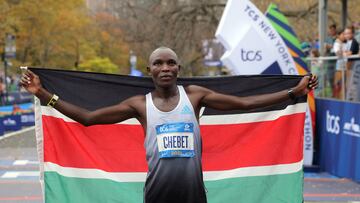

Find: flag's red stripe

[201,113,304,171]
[43,113,304,172]
[42,117,148,172]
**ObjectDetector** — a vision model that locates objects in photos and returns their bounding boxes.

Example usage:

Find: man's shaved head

[148,47,178,65]
[147,47,180,88]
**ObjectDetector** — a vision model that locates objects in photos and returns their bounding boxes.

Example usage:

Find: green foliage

[78,57,119,74]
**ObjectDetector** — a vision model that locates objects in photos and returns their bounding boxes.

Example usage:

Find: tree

[78,57,118,73]
[101,0,360,75]
[3,0,360,76]
[105,0,224,76]
[2,0,130,74]
[93,12,130,74]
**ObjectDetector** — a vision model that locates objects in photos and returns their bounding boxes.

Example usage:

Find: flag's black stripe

[31,68,307,115]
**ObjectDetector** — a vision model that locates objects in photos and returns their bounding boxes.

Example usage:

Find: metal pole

[319,0,327,56]
[3,59,7,104]
[341,0,347,29]
[341,61,346,100]
[321,59,326,97]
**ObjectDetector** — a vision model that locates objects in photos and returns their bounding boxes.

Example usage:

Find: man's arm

[21,70,140,126]
[191,75,317,111]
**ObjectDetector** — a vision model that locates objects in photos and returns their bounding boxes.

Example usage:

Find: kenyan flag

[33,68,305,203]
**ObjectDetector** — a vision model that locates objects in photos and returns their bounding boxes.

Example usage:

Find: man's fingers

[313,81,319,88]
[310,81,319,89]
[24,71,35,80]
[20,78,29,86]
[23,69,35,77]
[310,75,317,83]
[24,71,30,77]
[311,74,317,80]
[25,70,32,76]
[22,74,30,80]
[27,69,35,75]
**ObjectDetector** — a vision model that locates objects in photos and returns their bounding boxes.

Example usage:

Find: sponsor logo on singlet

[181,105,193,115]
[156,122,195,158]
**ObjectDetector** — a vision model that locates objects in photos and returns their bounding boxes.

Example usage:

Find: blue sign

[0,117,4,136]
[21,112,35,126]
[203,60,222,67]
[316,98,360,182]
[3,115,21,131]
[130,68,142,77]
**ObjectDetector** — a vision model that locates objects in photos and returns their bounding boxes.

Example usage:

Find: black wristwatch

[287,88,296,100]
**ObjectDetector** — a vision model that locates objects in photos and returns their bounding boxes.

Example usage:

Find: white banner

[215,0,297,75]
[215,0,314,166]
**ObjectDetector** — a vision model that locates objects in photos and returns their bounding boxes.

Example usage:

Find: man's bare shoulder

[123,95,146,117]
[184,85,210,92]
[184,85,212,95]
[125,95,146,105]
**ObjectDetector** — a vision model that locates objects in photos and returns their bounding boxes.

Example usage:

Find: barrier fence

[307,55,360,102]
[309,55,360,182]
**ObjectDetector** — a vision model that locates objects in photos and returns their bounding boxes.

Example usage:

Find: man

[21,47,318,203]
[344,26,359,58]
[343,26,359,95]
[326,24,337,55]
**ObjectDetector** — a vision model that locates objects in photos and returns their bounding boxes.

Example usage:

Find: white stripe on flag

[45,162,147,182]
[41,102,306,125]
[200,103,306,125]
[204,160,303,181]
[44,160,303,183]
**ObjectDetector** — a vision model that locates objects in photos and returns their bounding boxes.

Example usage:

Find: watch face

[288,89,296,100]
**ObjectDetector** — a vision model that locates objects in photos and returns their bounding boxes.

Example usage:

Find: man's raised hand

[20,69,42,96]
[293,74,319,97]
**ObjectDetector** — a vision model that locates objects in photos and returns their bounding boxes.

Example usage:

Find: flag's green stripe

[266,12,297,37]
[268,11,288,25]
[269,20,299,46]
[205,170,303,203]
[45,170,303,203]
[45,172,144,203]
[267,5,288,25]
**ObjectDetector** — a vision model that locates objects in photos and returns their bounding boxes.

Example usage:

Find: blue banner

[21,112,35,126]
[0,117,4,136]
[317,98,360,182]
[3,115,22,131]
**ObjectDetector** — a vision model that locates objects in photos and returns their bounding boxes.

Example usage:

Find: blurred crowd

[302,23,360,99]
[0,74,22,105]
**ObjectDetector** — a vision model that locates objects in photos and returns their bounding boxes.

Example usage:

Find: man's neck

[154,84,178,99]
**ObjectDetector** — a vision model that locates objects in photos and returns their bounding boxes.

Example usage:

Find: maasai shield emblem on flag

[33,68,306,203]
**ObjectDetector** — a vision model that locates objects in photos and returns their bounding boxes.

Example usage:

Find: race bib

[156,122,195,158]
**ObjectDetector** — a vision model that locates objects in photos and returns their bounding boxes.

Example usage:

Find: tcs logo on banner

[326,110,340,134]
[240,49,262,62]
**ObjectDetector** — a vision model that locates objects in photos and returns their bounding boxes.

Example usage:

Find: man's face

[339,32,345,42]
[147,49,180,88]
[329,27,336,36]
[344,28,353,40]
